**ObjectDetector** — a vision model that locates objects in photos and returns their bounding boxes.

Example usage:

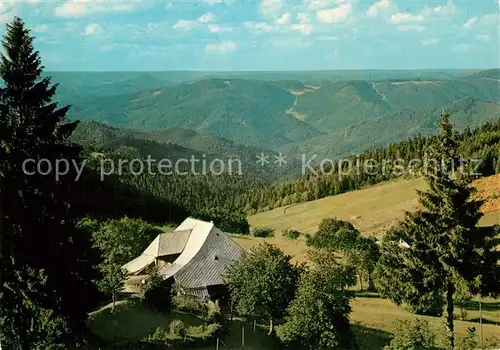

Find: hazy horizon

[1,0,498,71]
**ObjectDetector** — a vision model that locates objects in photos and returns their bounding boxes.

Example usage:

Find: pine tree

[0,17,93,348]
[374,111,500,349]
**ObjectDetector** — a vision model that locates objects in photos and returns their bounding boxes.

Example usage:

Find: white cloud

[201,0,235,5]
[99,43,117,52]
[462,17,477,29]
[480,13,498,27]
[173,19,198,31]
[475,34,490,42]
[391,13,424,23]
[289,23,313,36]
[259,0,283,18]
[422,38,440,45]
[297,13,312,24]
[54,0,142,17]
[398,25,426,32]
[304,0,333,11]
[316,3,352,23]
[205,40,237,53]
[84,23,102,36]
[421,0,455,17]
[453,43,470,52]
[173,13,216,31]
[33,24,49,33]
[198,12,215,23]
[208,24,233,33]
[366,0,393,17]
[276,13,290,25]
[244,21,274,33]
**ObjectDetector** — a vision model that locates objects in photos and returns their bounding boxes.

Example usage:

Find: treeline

[236,121,500,214]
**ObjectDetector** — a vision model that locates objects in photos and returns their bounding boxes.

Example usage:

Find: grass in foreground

[87,298,204,342]
[351,297,500,349]
[87,296,500,349]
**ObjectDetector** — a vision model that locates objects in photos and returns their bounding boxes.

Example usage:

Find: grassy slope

[243,174,500,255]
[233,174,500,348]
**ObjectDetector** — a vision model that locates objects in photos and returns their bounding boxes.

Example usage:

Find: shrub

[172,293,203,314]
[140,268,173,312]
[201,301,224,324]
[384,319,436,350]
[169,319,187,337]
[189,323,222,340]
[282,229,301,240]
[459,327,477,350]
[251,227,275,238]
[149,327,168,342]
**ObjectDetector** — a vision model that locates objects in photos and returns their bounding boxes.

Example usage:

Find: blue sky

[0,0,498,70]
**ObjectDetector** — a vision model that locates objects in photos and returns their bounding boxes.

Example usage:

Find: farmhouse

[122,217,245,300]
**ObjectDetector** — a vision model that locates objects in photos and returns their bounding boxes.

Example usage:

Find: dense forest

[73,120,499,225]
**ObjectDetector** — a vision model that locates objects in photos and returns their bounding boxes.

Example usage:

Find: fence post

[479,300,483,348]
[242,326,245,347]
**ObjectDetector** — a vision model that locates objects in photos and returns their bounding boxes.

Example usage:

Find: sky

[0,0,498,71]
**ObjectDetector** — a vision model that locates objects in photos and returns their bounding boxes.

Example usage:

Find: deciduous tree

[225,242,302,334]
[276,252,356,349]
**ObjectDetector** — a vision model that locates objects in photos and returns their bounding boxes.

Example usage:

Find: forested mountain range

[72,119,500,224]
[60,69,500,158]
[70,120,302,181]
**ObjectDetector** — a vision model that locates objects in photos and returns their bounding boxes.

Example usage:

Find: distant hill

[280,98,500,160]
[67,78,324,149]
[60,69,500,160]
[462,69,500,80]
[70,120,303,180]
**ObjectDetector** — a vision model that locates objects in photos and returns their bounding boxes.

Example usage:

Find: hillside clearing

[390,80,443,86]
[237,175,500,264]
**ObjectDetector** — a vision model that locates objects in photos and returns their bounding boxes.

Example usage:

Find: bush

[201,301,224,324]
[251,227,275,238]
[169,319,187,337]
[149,327,168,342]
[459,327,477,350]
[140,268,172,312]
[172,293,203,314]
[282,229,301,240]
[384,319,436,350]
[188,323,222,340]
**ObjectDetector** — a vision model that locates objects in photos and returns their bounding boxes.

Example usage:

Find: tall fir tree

[374,111,500,349]
[0,17,94,348]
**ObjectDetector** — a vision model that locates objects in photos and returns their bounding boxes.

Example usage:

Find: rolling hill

[70,120,304,181]
[61,70,500,158]
[233,174,500,264]
[66,78,323,150]
[279,97,500,160]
